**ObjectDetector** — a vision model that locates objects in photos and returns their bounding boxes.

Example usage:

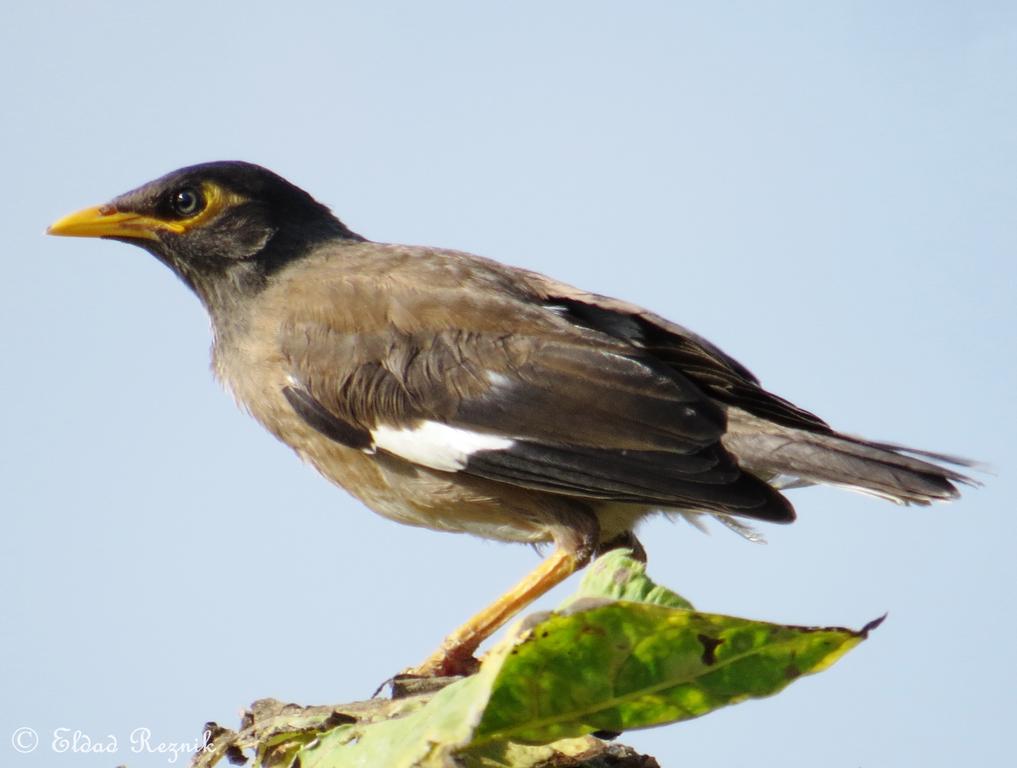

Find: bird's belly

[592,502,654,542]
[215,335,558,544]
[295,431,657,549]
[299,441,556,544]
[216,344,652,549]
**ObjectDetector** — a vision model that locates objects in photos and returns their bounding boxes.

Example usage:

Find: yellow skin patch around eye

[47,182,249,241]
[172,183,250,234]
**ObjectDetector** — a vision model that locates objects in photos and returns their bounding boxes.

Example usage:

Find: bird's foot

[385,672,464,699]
[371,644,482,700]
[378,649,480,700]
[404,645,481,679]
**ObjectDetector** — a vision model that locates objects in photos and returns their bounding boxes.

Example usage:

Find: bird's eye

[171,187,204,217]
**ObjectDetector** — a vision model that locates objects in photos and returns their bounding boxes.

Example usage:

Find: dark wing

[520,275,974,503]
[280,311,793,523]
[524,274,835,434]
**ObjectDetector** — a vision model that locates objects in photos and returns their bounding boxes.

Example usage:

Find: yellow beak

[47,204,184,241]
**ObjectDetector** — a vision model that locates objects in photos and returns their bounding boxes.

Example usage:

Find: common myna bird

[48,162,974,676]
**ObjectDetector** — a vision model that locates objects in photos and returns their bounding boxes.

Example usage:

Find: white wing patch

[370,421,515,472]
[485,370,512,389]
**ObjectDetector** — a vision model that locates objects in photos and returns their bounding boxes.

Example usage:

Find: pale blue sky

[2,2,1014,766]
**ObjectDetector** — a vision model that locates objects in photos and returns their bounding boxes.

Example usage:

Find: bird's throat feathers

[162,218,357,327]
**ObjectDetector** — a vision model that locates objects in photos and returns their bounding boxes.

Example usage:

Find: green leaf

[287,551,880,767]
[472,603,878,746]
[296,670,494,768]
[453,735,610,768]
[563,548,694,609]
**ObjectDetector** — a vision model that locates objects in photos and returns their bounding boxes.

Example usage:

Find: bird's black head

[48,161,364,310]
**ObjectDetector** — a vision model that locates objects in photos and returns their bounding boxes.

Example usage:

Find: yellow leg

[407,547,578,677]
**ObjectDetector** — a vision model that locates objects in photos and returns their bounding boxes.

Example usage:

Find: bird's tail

[722,409,979,505]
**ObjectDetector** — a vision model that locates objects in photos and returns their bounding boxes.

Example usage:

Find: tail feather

[722,408,978,506]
